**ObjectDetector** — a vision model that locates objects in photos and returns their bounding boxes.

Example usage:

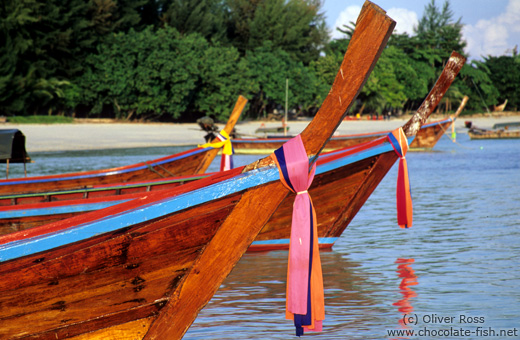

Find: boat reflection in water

[185,249,378,338]
[391,258,418,339]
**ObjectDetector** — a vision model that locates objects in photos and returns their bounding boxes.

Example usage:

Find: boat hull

[468,130,520,139]
[409,118,454,149]
[0,141,399,250]
[0,191,241,339]
[232,119,453,154]
[251,150,397,251]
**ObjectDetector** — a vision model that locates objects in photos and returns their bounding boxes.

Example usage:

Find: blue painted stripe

[233,138,289,144]
[0,166,280,262]
[422,118,452,128]
[0,139,400,262]
[0,200,130,219]
[251,237,338,246]
[0,148,209,186]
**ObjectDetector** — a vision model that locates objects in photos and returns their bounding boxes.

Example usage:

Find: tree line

[1,0,518,122]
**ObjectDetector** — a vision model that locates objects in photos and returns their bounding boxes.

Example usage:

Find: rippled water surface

[187,135,520,339]
[6,133,519,339]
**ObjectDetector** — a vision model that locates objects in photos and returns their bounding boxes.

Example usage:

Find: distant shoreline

[3,112,519,152]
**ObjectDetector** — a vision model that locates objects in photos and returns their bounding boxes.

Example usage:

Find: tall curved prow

[324,51,466,239]
[146,2,396,339]
[194,95,248,174]
[402,51,466,137]
[244,1,396,172]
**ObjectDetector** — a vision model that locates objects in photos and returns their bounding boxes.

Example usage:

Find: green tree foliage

[414,0,466,60]
[240,42,319,118]
[0,0,146,115]
[0,0,81,115]
[77,27,205,119]
[193,44,248,120]
[1,0,518,120]
[456,61,498,112]
[484,54,520,110]
[227,0,329,64]
[161,0,228,42]
[358,47,407,114]
[75,26,246,121]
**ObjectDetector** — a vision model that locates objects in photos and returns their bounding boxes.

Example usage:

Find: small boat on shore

[465,120,520,139]
[0,3,396,338]
[0,96,247,196]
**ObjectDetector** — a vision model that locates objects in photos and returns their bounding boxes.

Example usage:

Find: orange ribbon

[388,128,413,228]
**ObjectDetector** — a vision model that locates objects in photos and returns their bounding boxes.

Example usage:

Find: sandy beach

[4,113,520,152]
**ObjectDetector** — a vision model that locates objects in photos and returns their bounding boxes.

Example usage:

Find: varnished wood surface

[232,121,448,154]
[0,150,208,195]
[0,96,246,196]
[256,151,396,242]
[0,194,239,339]
[410,95,468,149]
[0,3,395,339]
[409,119,453,149]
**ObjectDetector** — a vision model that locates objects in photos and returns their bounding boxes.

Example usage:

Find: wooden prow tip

[243,1,396,172]
[222,95,248,135]
[403,51,466,137]
[453,95,469,120]
[195,95,247,174]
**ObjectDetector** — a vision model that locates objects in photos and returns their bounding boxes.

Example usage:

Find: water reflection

[186,250,380,339]
[390,258,417,339]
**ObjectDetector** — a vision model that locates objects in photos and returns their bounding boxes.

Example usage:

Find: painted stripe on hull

[0,165,279,262]
[249,237,338,251]
[422,118,452,128]
[0,199,130,218]
[0,147,210,186]
[0,138,405,262]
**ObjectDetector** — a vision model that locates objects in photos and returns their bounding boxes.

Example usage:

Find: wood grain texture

[144,2,395,338]
[0,96,246,196]
[0,2,395,339]
[410,95,468,149]
[402,52,466,136]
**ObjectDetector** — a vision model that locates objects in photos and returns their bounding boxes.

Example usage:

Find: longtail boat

[465,120,520,139]
[409,95,468,149]
[0,3,396,338]
[0,95,247,196]
[0,52,466,252]
[251,51,465,251]
[231,96,469,154]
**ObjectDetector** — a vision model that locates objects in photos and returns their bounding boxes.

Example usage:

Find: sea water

[186,134,520,339]
[5,133,519,339]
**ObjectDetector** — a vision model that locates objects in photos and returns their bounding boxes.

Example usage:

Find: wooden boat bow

[244,1,395,172]
[0,2,398,340]
[402,51,466,137]
[145,2,395,339]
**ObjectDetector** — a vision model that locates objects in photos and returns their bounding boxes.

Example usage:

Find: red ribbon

[388,128,413,228]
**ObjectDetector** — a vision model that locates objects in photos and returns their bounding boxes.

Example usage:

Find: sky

[322,0,520,60]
